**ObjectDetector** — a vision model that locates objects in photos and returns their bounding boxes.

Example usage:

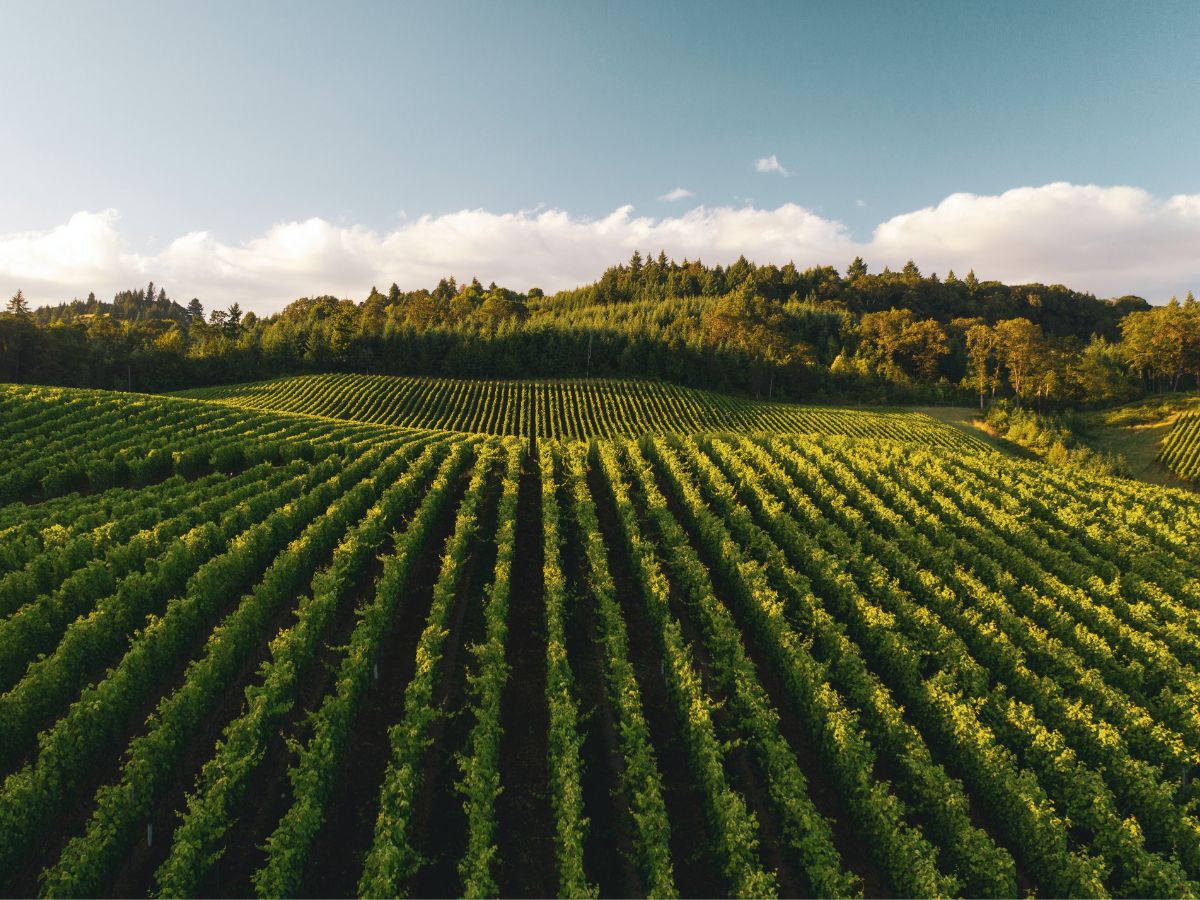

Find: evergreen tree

[6,289,31,317]
[432,277,457,304]
[365,286,386,306]
[224,303,243,337]
[0,255,1176,403]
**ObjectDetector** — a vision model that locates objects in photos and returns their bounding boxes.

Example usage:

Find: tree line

[0,254,1195,408]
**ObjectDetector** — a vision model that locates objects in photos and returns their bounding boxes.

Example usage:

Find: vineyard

[175,374,977,445]
[1163,410,1200,481]
[1,381,1200,899]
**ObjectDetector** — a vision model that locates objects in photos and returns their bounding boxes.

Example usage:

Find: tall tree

[6,289,31,317]
[963,323,999,411]
[0,292,35,380]
[993,317,1047,406]
[857,309,947,382]
[701,282,809,398]
[628,249,643,277]
[1070,336,1136,403]
[224,303,243,338]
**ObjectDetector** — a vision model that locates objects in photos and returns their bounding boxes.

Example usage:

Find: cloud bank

[2,183,1198,313]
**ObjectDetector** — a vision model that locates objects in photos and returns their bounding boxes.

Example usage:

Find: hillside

[1164,410,1200,481]
[991,394,1200,488]
[1090,394,1200,485]
[0,382,1199,898]
[175,373,981,446]
[5,253,1185,412]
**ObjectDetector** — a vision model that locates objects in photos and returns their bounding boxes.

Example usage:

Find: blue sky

[2,0,1199,309]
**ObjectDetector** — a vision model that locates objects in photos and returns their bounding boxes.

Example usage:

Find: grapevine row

[177,373,977,445]
[152,438,454,897]
[354,442,500,897]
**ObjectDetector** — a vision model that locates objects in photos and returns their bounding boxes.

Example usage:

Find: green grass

[1082,395,1200,487]
[904,397,1200,488]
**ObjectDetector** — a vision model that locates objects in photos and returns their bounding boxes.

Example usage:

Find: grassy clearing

[907,399,1200,489]
[1081,395,1200,487]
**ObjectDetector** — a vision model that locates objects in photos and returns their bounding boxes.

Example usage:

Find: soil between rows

[779,442,1043,893]
[657,438,894,898]
[104,553,331,900]
[556,452,643,899]
[297,458,491,899]
[405,455,503,897]
[585,456,723,898]
[104,446,441,898]
[625,446,805,897]
[0,474,329,900]
[200,460,472,898]
[493,457,557,898]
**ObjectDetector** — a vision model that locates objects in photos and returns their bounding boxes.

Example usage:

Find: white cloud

[0,210,142,292]
[754,155,791,176]
[868,183,1200,295]
[659,187,694,202]
[1,183,1198,312]
[855,199,867,208]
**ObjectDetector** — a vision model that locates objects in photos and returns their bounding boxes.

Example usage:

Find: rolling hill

[0,378,1197,898]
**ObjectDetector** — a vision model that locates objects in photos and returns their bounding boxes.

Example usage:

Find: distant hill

[175,372,982,446]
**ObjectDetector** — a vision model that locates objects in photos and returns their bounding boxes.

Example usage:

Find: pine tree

[6,289,30,317]
[187,298,205,322]
[224,303,242,337]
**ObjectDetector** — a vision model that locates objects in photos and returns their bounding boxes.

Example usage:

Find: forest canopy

[1,253,1193,407]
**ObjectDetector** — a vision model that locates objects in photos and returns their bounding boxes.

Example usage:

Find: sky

[2,0,1199,312]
